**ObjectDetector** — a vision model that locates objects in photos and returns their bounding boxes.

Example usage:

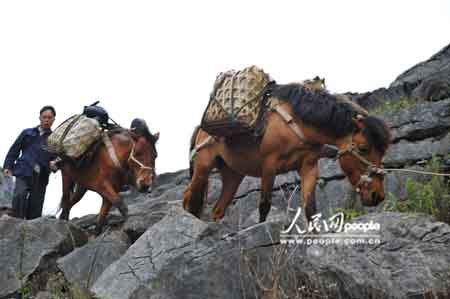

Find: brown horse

[59,124,159,234]
[183,83,391,223]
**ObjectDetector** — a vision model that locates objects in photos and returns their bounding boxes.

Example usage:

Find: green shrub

[382,156,450,224]
[372,96,417,114]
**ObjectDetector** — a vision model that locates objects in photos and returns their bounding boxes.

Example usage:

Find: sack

[47,114,102,158]
[201,65,273,137]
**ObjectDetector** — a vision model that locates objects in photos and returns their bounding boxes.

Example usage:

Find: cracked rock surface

[1,43,450,299]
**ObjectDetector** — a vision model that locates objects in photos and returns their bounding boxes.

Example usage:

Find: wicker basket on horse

[201,66,273,137]
[48,114,102,158]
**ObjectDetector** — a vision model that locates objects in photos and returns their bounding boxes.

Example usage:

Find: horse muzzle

[136,176,154,193]
[361,191,384,207]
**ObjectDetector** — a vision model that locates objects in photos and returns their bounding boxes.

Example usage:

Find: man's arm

[3,130,26,174]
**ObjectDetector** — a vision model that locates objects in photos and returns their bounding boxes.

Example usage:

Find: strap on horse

[102,132,121,168]
[272,105,307,141]
[189,136,216,162]
[270,99,308,141]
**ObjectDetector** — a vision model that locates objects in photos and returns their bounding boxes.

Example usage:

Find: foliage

[372,96,417,114]
[17,273,33,299]
[17,225,33,299]
[382,156,450,224]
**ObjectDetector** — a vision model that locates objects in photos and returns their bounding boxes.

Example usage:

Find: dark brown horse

[184,83,391,223]
[59,123,159,234]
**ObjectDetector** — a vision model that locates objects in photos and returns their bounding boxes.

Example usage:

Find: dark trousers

[11,172,48,220]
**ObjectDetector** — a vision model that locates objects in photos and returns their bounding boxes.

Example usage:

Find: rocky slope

[0,43,450,299]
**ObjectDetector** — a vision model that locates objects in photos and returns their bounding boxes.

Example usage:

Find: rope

[323,145,450,177]
[108,116,122,128]
[382,168,450,177]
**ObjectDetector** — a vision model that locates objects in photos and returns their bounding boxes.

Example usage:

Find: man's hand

[49,160,59,172]
[3,169,12,177]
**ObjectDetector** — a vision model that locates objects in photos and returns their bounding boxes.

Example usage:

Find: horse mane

[361,116,391,154]
[107,126,127,136]
[271,83,390,154]
[129,119,158,146]
[108,122,158,156]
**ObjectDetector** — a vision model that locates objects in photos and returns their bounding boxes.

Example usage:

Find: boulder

[390,44,450,89]
[0,216,87,298]
[91,206,450,299]
[57,230,131,289]
[271,213,450,298]
[91,206,282,299]
[380,98,450,142]
[383,134,450,167]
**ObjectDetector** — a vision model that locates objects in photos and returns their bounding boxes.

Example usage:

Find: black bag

[83,102,109,125]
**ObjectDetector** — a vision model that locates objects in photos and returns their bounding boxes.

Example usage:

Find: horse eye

[359,147,369,154]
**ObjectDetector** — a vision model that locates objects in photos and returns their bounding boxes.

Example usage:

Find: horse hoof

[118,204,129,219]
[115,200,129,219]
[212,208,224,222]
[94,220,107,236]
[94,226,103,236]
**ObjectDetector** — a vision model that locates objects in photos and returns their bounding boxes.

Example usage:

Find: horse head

[337,114,391,206]
[127,119,159,192]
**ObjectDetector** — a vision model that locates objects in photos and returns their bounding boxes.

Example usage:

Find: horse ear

[153,132,160,142]
[352,115,365,130]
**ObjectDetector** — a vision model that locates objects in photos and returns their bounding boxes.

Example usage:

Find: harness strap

[102,133,121,168]
[58,114,83,153]
[128,144,153,171]
[273,105,306,141]
[189,136,216,161]
[337,143,372,166]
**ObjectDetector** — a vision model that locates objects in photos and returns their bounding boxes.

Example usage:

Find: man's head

[39,105,56,130]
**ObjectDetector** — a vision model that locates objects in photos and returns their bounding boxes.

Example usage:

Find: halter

[102,132,154,174]
[336,137,386,193]
[128,143,154,173]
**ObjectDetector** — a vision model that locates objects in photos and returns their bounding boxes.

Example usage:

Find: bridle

[103,131,155,180]
[127,142,154,176]
[336,137,386,193]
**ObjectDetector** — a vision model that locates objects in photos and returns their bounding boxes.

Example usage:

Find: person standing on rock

[3,105,59,219]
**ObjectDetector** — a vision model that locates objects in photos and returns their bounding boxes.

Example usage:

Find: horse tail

[202,178,209,214]
[189,125,201,178]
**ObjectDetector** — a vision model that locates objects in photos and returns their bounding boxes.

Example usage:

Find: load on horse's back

[201,66,275,138]
[184,66,391,224]
[47,102,112,160]
[49,103,160,235]
[301,76,327,91]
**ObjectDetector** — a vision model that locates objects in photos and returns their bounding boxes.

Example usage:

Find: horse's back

[194,102,321,177]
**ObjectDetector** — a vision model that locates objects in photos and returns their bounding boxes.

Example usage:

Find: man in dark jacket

[3,106,58,219]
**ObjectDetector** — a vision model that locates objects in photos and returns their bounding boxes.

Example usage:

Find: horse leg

[60,172,74,220]
[183,153,215,218]
[259,159,277,223]
[98,183,128,219]
[212,166,244,221]
[298,160,319,223]
[64,184,88,214]
[95,197,112,236]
